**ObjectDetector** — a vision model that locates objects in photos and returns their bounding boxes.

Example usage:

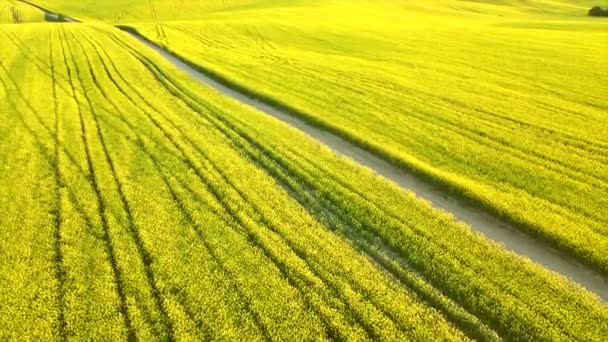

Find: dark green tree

[588,6,608,17]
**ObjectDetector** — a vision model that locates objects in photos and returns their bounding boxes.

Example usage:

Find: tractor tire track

[94,111,279,340]
[67,29,176,342]
[0,61,102,234]
[1,26,79,100]
[354,81,608,190]
[58,26,136,340]
[167,286,214,341]
[48,27,67,340]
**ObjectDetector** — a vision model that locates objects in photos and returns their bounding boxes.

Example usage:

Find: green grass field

[1,0,607,340]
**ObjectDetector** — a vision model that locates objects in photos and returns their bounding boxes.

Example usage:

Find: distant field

[125,0,608,272]
[32,0,607,22]
[0,0,44,23]
[1,23,607,340]
[32,0,305,22]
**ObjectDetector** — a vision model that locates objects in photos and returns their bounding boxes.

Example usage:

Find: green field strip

[47,28,66,339]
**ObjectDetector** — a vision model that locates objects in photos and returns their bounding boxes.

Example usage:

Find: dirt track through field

[122,30,608,301]
[16,0,79,22]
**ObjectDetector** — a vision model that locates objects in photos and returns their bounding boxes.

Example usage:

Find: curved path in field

[122,31,608,301]
[16,0,79,22]
[14,0,608,301]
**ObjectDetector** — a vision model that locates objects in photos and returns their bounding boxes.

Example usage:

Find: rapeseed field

[1,0,607,340]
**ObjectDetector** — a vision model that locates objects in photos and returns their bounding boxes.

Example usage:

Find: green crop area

[1,0,607,340]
